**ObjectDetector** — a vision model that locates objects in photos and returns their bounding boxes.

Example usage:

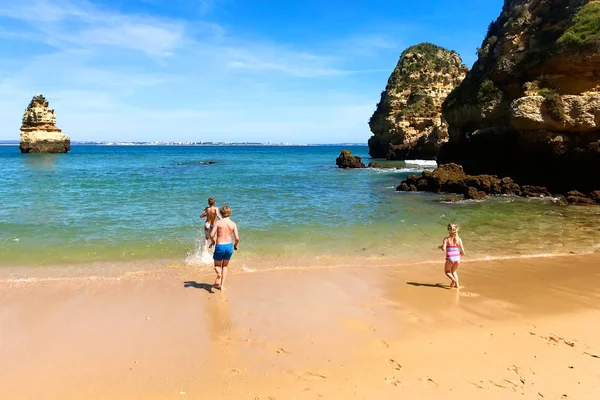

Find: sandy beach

[1,253,600,399]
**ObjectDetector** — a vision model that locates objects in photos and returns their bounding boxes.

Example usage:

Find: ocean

[1,145,599,270]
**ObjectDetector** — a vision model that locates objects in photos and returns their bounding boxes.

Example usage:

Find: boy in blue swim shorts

[209,205,240,290]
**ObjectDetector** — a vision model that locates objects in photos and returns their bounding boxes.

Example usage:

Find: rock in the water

[20,94,70,154]
[566,190,596,205]
[464,187,487,200]
[368,43,468,160]
[367,162,400,169]
[440,1,600,195]
[553,196,569,207]
[398,163,598,204]
[336,150,366,169]
[521,186,552,198]
[398,163,543,201]
[589,190,600,203]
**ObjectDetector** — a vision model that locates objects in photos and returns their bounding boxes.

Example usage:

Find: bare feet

[214,275,222,289]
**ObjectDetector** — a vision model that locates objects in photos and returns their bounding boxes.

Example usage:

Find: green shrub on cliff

[388,43,464,90]
[477,79,502,104]
[401,97,436,118]
[557,2,600,52]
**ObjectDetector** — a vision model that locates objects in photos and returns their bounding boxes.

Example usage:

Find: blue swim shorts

[213,243,234,261]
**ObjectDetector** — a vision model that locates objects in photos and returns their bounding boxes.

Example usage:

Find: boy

[200,197,221,251]
[209,205,240,290]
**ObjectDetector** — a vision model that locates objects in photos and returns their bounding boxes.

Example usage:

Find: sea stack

[440,0,600,194]
[20,94,70,154]
[368,43,468,160]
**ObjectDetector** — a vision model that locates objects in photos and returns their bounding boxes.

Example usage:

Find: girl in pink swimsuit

[439,223,466,289]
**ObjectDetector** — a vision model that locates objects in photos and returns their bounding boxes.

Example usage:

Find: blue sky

[0,0,503,143]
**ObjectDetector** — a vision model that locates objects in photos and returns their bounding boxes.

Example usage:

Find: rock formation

[397,163,600,204]
[368,43,468,160]
[336,150,366,169]
[20,94,70,154]
[440,0,600,194]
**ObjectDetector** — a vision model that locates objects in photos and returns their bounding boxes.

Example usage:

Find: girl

[439,223,466,289]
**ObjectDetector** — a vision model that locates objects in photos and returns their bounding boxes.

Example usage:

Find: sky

[0,0,504,143]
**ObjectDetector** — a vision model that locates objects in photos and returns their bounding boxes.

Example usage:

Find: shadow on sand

[406,282,449,290]
[184,281,217,293]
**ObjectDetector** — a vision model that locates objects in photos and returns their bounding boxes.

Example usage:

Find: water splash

[185,236,213,266]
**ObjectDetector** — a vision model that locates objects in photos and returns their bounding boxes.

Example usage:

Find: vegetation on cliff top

[27,94,49,110]
[443,0,596,113]
[557,2,600,52]
[384,42,466,92]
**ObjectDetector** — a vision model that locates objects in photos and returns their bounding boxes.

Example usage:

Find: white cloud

[0,0,394,143]
[0,0,187,56]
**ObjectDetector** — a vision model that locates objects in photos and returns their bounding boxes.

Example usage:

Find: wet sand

[1,253,600,399]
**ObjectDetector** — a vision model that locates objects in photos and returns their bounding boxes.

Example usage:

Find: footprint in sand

[387,359,402,371]
[470,381,485,389]
[385,376,403,386]
[459,291,480,297]
[301,372,327,381]
[276,347,291,354]
[420,377,438,388]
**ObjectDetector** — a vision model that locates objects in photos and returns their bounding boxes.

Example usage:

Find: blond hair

[447,222,461,245]
[208,197,216,206]
[220,205,232,218]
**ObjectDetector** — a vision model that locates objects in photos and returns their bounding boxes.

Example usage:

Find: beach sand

[1,253,600,399]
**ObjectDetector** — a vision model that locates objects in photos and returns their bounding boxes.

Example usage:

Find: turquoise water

[1,145,599,268]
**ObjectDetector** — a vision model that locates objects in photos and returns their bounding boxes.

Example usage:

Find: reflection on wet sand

[206,291,235,359]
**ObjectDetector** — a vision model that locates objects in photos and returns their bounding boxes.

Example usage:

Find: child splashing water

[439,223,466,289]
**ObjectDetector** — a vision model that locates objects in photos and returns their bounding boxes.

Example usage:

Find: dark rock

[430,163,468,192]
[464,186,487,200]
[397,182,412,191]
[500,177,522,196]
[521,186,552,198]
[589,191,600,203]
[336,150,366,169]
[567,191,596,205]
[368,162,397,169]
[553,196,569,207]
[441,196,462,203]
[397,164,598,206]
[416,178,431,192]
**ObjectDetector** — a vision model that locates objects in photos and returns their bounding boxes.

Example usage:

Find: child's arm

[217,208,223,220]
[439,237,447,251]
[233,223,240,250]
[200,207,208,218]
[459,238,466,255]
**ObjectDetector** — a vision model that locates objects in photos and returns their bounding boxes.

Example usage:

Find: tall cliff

[368,43,468,160]
[440,0,600,193]
[20,94,70,154]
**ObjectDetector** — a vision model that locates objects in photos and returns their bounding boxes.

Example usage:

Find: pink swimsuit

[446,242,461,263]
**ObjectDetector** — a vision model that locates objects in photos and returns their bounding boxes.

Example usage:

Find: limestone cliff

[20,94,70,154]
[368,43,468,160]
[440,0,600,194]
